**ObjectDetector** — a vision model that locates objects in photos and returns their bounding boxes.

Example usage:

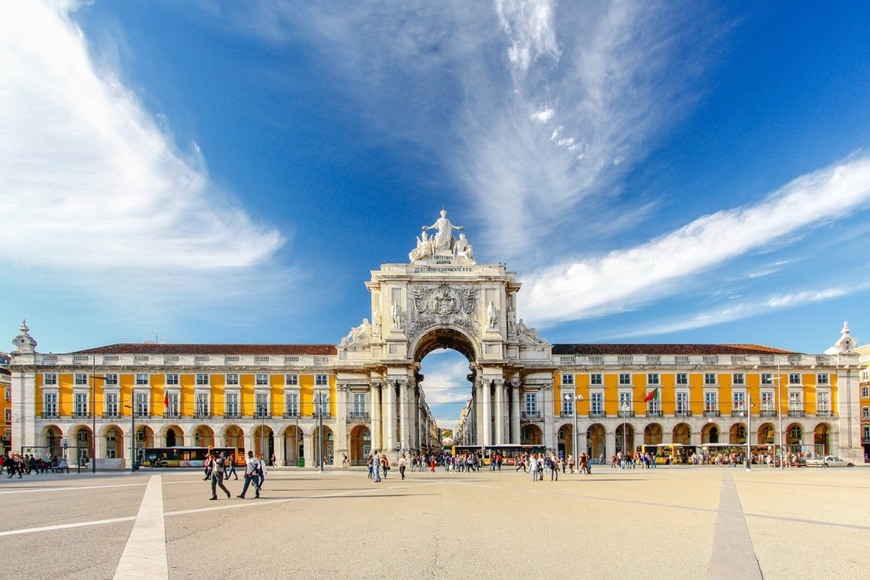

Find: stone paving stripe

[707,472,762,580]
[0,482,145,495]
[0,515,135,537]
[113,475,168,580]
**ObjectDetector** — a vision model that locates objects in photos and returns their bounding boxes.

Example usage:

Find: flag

[644,387,659,402]
[164,391,169,408]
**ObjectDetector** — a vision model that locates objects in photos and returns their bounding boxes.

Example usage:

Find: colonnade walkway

[1,464,868,579]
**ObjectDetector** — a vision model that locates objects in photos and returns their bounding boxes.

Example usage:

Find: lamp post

[125,403,136,473]
[315,390,324,473]
[90,357,107,474]
[773,363,784,470]
[564,393,583,472]
[259,398,266,465]
[745,397,754,471]
[620,401,630,457]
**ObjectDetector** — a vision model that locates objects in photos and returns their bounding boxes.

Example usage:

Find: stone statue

[391,301,403,331]
[408,231,434,262]
[423,210,464,253]
[486,300,497,330]
[341,318,372,346]
[516,318,546,345]
[454,233,475,263]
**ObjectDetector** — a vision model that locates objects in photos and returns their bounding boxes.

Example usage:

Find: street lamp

[315,390,324,473]
[125,403,136,473]
[564,393,584,472]
[90,357,108,474]
[620,401,630,457]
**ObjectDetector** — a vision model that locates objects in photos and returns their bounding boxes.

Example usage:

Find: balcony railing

[815,410,834,417]
[703,410,721,418]
[72,412,90,419]
[760,410,778,418]
[617,410,635,418]
[194,411,212,419]
[283,411,300,419]
[560,411,575,418]
[589,411,606,418]
[102,412,120,419]
[675,410,692,418]
[646,410,663,418]
[163,411,180,419]
[224,412,240,419]
[521,411,541,420]
[349,412,370,421]
[41,412,60,419]
[253,412,272,419]
[788,410,806,418]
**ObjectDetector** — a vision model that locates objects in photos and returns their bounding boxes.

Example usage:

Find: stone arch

[280,425,303,466]
[192,425,215,448]
[312,425,334,466]
[70,424,93,465]
[411,326,479,363]
[162,425,184,447]
[253,425,274,459]
[615,423,635,453]
[349,424,371,466]
[43,425,64,458]
[103,424,124,460]
[814,423,831,455]
[729,423,747,444]
[521,424,542,445]
[644,423,663,445]
[557,423,572,457]
[757,422,776,446]
[586,424,605,459]
[221,425,244,449]
[701,423,720,444]
[786,423,803,449]
[672,423,691,445]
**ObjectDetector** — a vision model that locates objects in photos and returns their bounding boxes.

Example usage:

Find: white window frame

[105,392,119,416]
[619,373,631,386]
[256,373,270,386]
[226,373,240,386]
[315,374,329,387]
[135,373,149,386]
[195,373,209,386]
[43,373,58,385]
[704,391,718,412]
[225,392,240,417]
[704,373,717,385]
[732,373,745,385]
[284,392,299,416]
[788,373,801,386]
[590,391,603,415]
[676,391,689,414]
[43,392,58,416]
[647,373,660,385]
[165,373,179,386]
[285,374,299,386]
[524,392,538,415]
[676,373,688,385]
[817,373,829,385]
[590,373,603,386]
[74,373,88,386]
[561,373,574,385]
[74,392,88,415]
[761,391,774,412]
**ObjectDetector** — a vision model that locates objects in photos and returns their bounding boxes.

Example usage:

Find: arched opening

[415,329,478,450]
[43,425,63,459]
[193,425,215,448]
[283,425,303,466]
[587,424,605,460]
[672,423,691,445]
[644,423,663,445]
[349,425,370,466]
[757,422,776,446]
[729,423,747,444]
[786,423,803,452]
[313,425,334,465]
[558,424,572,457]
[223,425,244,449]
[521,424,542,445]
[615,424,635,453]
[702,423,720,444]
[254,425,274,460]
[73,426,92,467]
[164,426,183,447]
[814,423,830,455]
[104,426,122,459]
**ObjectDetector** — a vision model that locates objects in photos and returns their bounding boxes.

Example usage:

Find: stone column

[398,379,408,450]
[385,381,396,453]
[371,382,382,452]
[542,384,554,450]
[510,383,520,444]
[482,380,492,446]
[606,430,617,461]
[494,379,505,445]
[273,434,285,467]
[334,385,349,463]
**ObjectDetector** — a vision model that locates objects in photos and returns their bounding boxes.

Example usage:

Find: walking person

[257,454,268,491]
[399,453,407,480]
[373,450,382,483]
[237,450,261,499]
[226,454,239,480]
[210,451,231,500]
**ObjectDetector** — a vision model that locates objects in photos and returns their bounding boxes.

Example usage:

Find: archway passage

[349,425,370,466]
[672,423,691,446]
[814,423,830,455]
[283,425,303,467]
[587,424,605,460]
[644,423,663,445]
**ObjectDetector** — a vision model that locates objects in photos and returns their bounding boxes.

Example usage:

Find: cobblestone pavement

[1,465,868,579]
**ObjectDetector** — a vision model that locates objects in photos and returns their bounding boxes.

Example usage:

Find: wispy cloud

[523,155,870,324]
[0,2,284,276]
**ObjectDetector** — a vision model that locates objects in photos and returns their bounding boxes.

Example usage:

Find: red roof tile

[73,343,337,356]
[551,344,797,356]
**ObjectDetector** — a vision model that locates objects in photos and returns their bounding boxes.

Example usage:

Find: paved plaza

[0,464,868,579]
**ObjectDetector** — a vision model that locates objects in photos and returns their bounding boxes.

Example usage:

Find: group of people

[205,449,267,500]
[610,451,660,469]
[2,453,70,477]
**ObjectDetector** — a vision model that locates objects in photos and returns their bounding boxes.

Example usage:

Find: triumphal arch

[334,210,554,453]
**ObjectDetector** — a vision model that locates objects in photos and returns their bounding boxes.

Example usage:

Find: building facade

[8,212,866,466]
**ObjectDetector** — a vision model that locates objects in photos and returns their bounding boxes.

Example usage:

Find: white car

[805,455,855,468]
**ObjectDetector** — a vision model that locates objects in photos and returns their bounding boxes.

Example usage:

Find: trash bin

[298,457,305,468]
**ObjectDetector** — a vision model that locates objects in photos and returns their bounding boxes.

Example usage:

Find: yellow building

[857,343,870,462]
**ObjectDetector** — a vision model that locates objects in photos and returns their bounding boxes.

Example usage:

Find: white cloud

[0,2,284,274]
[523,152,870,325]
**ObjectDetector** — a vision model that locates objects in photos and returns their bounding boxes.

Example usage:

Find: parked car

[805,455,855,468]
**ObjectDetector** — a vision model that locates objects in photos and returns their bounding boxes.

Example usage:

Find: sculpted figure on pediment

[341,318,372,347]
[423,210,464,254]
[516,318,547,345]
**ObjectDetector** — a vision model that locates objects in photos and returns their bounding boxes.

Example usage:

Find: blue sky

[3,2,870,429]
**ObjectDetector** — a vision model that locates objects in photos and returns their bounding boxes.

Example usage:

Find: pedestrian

[237,450,261,499]
[530,453,539,482]
[210,451,231,500]
[203,453,213,480]
[373,450,381,483]
[367,453,374,479]
[342,453,349,468]
[226,454,238,479]
[399,453,407,480]
[257,454,268,490]
[381,453,390,479]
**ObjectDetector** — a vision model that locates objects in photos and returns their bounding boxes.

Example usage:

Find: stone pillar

[482,380,492,446]
[494,380,505,445]
[510,383,520,444]
[542,384,554,450]
[371,382,382,452]
[606,430,617,460]
[273,434,285,467]
[385,381,396,453]
[408,384,418,450]
[303,431,314,468]
[334,385,349,463]
[398,380,408,450]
